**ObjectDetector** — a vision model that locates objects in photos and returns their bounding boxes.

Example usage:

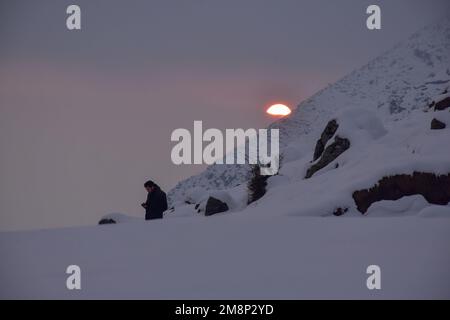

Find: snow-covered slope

[243,107,450,218]
[168,18,450,205]
[166,106,450,219]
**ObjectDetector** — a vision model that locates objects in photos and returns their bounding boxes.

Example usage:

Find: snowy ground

[1,216,449,299]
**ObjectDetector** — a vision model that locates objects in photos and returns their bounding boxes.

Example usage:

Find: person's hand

[141,202,147,208]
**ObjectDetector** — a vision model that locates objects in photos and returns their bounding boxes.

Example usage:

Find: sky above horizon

[1,0,450,231]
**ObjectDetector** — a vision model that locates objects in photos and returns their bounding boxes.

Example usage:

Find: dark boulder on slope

[435,97,450,111]
[204,197,229,216]
[431,118,446,130]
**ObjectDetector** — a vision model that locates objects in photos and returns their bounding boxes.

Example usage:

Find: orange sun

[266,103,291,117]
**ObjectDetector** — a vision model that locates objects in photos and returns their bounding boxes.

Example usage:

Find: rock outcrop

[313,119,339,161]
[306,136,350,179]
[352,172,450,214]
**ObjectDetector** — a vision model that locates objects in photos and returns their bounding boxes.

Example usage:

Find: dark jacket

[144,186,168,220]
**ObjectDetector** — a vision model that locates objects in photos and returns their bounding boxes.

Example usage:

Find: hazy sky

[1,0,449,231]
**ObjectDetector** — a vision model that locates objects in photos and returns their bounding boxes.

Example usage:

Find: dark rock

[431,118,446,130]
[313,119,339,161]
[204,197,229,216]
[352,172,450,214]
[435,97,450,111]
[306,136,350,179]
[98,218,116,225]
[333,207,348,216]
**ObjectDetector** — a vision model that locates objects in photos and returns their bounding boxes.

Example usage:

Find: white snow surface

[1,217,450,299]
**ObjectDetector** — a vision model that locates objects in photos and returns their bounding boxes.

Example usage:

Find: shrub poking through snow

[247,164,269,204]
[247,154,283,205]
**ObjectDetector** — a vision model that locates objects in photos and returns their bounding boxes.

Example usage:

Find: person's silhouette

[141,180,168,220]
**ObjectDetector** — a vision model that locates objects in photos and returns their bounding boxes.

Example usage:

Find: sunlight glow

[266,104,291,116]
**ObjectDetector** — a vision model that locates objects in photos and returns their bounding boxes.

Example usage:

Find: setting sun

[266,104,292,117]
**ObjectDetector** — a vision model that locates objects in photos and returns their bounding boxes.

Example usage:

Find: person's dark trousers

[145,212,163,220]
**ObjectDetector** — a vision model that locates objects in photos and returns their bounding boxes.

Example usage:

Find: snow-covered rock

[169,184,248,218]
[99,213,142,224]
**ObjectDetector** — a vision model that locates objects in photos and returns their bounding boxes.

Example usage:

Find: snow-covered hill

[166,105,450,219]
[168,18,450,206]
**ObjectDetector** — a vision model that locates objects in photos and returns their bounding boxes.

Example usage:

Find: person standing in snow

[141,180,168,220]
